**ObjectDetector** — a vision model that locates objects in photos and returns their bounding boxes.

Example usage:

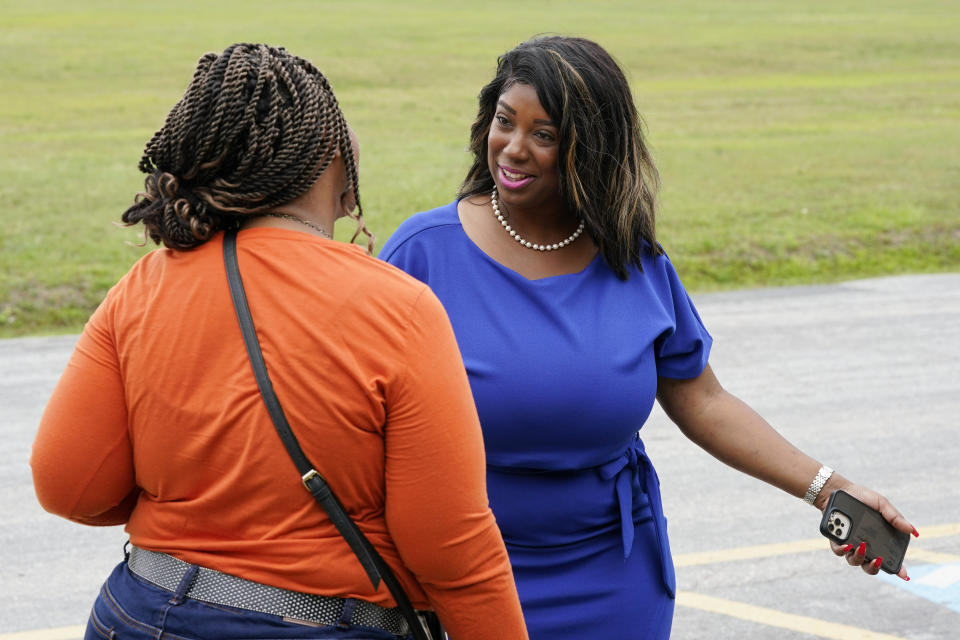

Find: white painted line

[914,564,960,589]
[676,591,907,640]
[878,562,960,615]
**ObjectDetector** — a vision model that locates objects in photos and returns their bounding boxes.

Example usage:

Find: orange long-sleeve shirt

[32,228,527,639]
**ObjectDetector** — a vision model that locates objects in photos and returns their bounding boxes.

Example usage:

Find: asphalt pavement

[2,273,959,639]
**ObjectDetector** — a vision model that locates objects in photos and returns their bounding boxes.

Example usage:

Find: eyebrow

[497,99,555,127]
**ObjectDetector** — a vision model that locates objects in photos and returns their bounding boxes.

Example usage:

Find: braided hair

[123,43,371,252]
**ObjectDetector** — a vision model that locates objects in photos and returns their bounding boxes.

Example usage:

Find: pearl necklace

[491,189,584,251]
[266,212,332,239]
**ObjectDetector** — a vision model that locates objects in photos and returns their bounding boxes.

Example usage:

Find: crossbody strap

[223,228,431,640]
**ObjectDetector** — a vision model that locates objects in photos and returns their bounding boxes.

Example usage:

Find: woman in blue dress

[380,36,916,639]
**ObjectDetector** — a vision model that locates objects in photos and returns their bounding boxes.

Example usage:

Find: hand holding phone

[819,489,910,575]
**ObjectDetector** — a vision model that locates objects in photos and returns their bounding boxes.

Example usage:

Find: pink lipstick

[498,165,534,190]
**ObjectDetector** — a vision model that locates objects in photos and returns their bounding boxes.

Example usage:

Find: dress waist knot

[598,435,676,597]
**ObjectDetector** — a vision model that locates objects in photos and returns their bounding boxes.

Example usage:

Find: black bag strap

[223,228,432,640]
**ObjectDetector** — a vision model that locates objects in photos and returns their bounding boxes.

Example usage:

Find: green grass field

[2,0,958,336]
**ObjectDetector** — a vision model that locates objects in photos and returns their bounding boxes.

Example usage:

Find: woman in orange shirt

[31,43,527,640]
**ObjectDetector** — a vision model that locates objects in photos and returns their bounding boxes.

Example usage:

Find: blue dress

[380,201,712,639]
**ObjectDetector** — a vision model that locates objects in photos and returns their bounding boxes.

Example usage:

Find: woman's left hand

[819,479,917,581]
[656,368,918,581]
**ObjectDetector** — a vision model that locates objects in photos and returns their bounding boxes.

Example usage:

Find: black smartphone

[819,489,910,574]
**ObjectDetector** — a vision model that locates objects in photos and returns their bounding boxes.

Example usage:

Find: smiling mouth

[502,167,530,180]
[498,165,534,189]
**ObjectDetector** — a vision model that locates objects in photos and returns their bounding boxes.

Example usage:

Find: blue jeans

[85,562,408,639]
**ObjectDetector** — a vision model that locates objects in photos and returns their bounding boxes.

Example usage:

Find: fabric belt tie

[598,436,676,598]
[126,545,412,636]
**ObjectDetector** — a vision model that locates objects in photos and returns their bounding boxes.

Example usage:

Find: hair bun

[123,170,221,250]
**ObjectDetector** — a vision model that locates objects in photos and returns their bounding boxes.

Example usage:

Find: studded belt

[126,545,411,637]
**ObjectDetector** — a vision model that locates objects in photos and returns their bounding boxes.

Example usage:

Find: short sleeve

[651,254,713,379]
[379,232,428,283]
[378,202,462,286]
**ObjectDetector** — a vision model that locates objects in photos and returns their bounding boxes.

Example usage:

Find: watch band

[803,465,834,505]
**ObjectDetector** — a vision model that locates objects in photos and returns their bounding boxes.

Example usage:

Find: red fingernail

[873,557,883,569]
[841,544,854,553]
[857,542,866,555]
[905,576,911,581]
[912,527,920,538]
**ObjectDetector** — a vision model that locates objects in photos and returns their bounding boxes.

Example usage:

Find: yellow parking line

[0,626,84,640]
[914,522,960,538]
[675,538,824,567]
[920,522,960,539]
[676,591,906,639]
[906,549,960,563]
[674,521,960,567]
[7,524,955,640]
